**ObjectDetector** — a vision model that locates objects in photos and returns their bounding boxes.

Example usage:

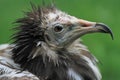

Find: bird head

[41,7,113,50]
[14,5,114,50]
[12,5,113,61]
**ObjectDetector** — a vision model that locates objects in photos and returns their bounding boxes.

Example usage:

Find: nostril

[80,22,95,27]
[81,24,91,27]
[78,19,95,27]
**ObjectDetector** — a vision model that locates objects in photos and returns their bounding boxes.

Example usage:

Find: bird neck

[12,40,101,80]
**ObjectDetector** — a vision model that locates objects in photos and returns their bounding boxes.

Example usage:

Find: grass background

[0,0,119,80]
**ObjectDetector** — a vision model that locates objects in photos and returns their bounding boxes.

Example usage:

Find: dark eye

[54,24,63,32]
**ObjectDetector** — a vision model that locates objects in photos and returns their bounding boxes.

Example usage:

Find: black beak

[95,23,114,40]
[75,19,114,40]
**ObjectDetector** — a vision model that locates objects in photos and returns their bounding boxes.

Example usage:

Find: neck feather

[12,40,101,80]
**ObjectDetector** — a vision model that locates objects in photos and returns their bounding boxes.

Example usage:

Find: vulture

[0,2,113,80]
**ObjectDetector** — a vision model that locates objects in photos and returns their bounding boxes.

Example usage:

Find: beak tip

[110,33,114,40]
[95,23,114,40]
[108,31,114,40]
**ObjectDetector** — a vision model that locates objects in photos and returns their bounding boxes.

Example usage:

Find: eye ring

[54,24,64,32]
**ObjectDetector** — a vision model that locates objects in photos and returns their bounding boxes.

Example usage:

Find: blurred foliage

[0,0,119,80]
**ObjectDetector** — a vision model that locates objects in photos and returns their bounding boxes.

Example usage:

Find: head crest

[41,0,56,7]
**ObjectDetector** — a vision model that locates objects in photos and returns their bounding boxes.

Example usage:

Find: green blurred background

[0,0,119,80]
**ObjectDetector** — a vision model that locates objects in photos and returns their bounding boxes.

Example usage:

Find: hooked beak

[94,23,113,39]
[77,19,114,39]
[62,19,113,47]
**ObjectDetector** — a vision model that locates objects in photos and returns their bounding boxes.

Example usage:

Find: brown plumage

[0,3,113,80]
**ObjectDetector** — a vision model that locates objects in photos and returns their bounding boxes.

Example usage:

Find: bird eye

[54,24,63,32]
